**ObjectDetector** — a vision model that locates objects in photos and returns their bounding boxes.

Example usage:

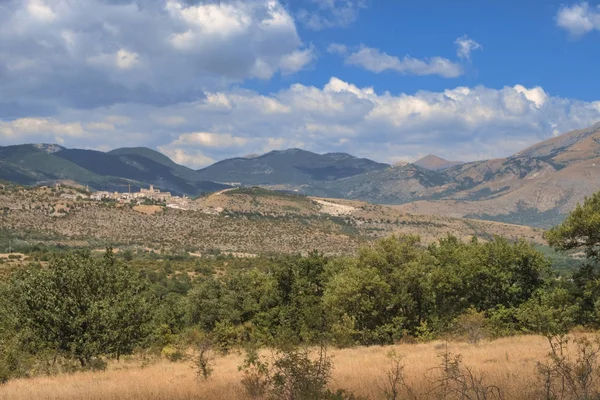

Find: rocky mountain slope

[395,122,600,227]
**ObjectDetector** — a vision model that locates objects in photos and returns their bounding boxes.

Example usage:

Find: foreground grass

[0,335,562,400]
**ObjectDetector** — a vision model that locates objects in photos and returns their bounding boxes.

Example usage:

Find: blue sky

[1,0,599,167]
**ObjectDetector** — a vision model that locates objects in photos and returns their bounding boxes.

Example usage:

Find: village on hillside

[60,184,192,210]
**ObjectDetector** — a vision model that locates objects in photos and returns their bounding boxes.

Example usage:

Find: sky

[1,0,599,168]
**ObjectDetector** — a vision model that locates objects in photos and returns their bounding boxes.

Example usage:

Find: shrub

[537,335,600,400]
[239,344,364,400]
[453,307,489,344]
[379,350,416,400]
[161,345,184,362]
[430,345,504,400]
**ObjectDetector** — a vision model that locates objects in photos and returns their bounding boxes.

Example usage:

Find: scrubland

[0,335,566,400]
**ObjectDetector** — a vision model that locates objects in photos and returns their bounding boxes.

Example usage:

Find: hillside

[413,154,464,171]
[0,144,229,196]
[395,123,600,227]
[196,148,390,185]
[0,185,544,255]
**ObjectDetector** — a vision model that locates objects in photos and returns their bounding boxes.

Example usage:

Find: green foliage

[324,235,549,344]
[516,288,579,337]
[452,307,489,344]
[10,249,154,366]
[546,191,600,262]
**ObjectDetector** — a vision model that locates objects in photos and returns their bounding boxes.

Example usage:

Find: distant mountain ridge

[1,121,599,227]
[0,144,229,195]
[196,148,390,184]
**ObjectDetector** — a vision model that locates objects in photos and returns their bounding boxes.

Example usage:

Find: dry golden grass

[0,335,569,400]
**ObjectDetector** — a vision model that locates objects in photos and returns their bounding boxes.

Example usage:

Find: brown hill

[413,155,464,171]
[395,123,600,227]
[0,186,544,256]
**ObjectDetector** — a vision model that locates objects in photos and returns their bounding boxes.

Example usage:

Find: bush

[537,335,600,400]
[453,307,489,344]
[239,344,363,400]
[379,350,416,400]
[161,345,185,362]
[430,345,504,400]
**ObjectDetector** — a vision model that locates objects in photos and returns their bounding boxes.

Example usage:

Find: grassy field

[0,335,569,400]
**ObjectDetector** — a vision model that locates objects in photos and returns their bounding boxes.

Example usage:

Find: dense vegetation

[1,192,599,387]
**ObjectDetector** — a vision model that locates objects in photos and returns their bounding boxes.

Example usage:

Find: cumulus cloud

[556,2,600,37]
[297,0,368,30]
[455,35,482,60]
[344,46,463,78]
[0,118,87,141]
[156,148,216,169]
[167,132,250,149]
[0,0,312,115]
[4,78,599,167]
[327,43,349,55]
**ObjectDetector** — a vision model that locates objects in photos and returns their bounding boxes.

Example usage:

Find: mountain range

[1,121,599,227]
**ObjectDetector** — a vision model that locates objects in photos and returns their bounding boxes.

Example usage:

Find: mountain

[196,148,390,185]
[413,155,464,171]
[0,144,104,185]
[306,163,449,203]
[1,121,599,228]
[394,122,600,227]
[0,144,229,195]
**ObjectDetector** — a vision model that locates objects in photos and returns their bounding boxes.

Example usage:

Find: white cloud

[2,79,600,167]
[327,43,348,55]
[297,0,367,30]
[455,35,482,60]
[168,132,249,149]
[0,0,312,112]
[104,116,132,125]
[157,147,216,169]
[557,2,600,37]
[87,49,141,70]
[0,118,87,140]
[85,122,115,131]
[156,116,187,127]
[344,46,463,78]
[26,0,57,22]
[279,48,316,75]
[115,49,140,70]
[514,85,548,108]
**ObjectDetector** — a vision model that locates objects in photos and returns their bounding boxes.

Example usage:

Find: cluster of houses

[61,185,191,209]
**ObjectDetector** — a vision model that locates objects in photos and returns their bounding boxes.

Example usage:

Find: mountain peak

[32,143,65,154]
[513,121,600,162]
[413,155,464,171]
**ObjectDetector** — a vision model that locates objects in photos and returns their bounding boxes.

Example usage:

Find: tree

[546,191,600,262]
[547,191,600,326]
[12,249,154,367]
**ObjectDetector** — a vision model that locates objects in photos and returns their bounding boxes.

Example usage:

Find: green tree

[547,191,600,326]
[11,249,154,366]
[516,287,579,337]
[546,191,600,261]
